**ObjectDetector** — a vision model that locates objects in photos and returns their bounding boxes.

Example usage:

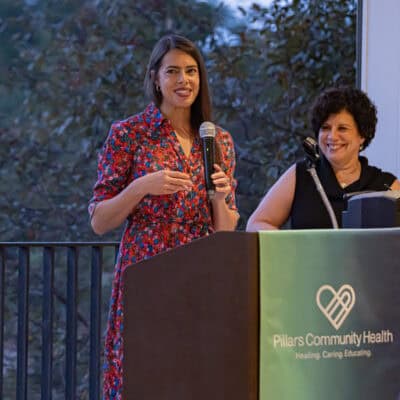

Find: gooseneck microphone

[199,121,216,200]
[303,136,320,164]
[303,136,339,229]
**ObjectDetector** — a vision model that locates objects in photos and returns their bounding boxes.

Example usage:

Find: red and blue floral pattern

[89,103,237,399]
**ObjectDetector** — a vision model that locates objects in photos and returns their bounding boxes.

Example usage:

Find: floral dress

[89,103,237,399]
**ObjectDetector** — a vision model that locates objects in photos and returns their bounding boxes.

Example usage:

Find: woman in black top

[246,87,400,230]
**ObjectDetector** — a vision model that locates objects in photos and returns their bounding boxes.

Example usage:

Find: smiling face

[318,109,365,169]
[155,49,200,115]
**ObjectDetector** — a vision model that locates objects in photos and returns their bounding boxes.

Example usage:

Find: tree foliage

[210,0,356,219]
[0,0,356,240]
[1,0,357,398]
[1,0,234,240]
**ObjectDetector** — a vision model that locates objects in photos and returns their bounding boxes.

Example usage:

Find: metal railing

[0,242,119,400]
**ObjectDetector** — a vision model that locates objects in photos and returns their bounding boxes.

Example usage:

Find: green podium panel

[259,228,400,400]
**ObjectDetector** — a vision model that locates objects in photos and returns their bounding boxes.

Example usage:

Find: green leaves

[0,1,357,397]
[0,0,356,238]
[208,0,356,225]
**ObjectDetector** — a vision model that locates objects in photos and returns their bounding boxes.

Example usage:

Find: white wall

[361,0,400,178]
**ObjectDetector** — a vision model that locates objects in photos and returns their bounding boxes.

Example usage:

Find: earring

[155,84,161,93]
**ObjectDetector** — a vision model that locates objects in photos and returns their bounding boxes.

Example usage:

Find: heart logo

[316,284,356,330]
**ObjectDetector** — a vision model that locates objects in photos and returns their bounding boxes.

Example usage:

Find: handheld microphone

[199,121,216,200]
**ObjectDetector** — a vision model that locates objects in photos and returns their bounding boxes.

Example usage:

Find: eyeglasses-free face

[156,48,200,115]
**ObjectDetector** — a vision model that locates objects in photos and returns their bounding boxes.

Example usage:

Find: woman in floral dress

[89,34,239,399]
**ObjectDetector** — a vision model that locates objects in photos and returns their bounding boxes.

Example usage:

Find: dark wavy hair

[144,34,212,132]
[310,87,377,150]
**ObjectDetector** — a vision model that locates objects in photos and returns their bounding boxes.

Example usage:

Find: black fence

[0,242,119,400]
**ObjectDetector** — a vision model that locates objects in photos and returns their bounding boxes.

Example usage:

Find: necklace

[340,181,349,189]
[336,162,361,189]
[174,126,193,138]
[173,126,194,158]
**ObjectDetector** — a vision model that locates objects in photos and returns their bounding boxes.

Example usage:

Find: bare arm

[390,179,400,190]
[246,164,297,231]
[91,170,193,235]
[211,200,239,231]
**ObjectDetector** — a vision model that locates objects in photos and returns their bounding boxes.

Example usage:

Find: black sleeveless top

[290,156,396,229]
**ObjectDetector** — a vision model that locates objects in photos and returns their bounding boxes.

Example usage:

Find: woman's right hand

[136,170,193,196]
[91,169,193,235]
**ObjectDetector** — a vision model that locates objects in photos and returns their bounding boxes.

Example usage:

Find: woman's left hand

[211,164,231,201]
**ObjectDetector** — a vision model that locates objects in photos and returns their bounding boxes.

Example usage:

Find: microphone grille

[199,121,216,138]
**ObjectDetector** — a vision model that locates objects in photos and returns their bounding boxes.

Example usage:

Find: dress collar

[143,102,168,128]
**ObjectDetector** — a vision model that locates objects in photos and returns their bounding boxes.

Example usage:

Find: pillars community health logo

[316,284,356,330]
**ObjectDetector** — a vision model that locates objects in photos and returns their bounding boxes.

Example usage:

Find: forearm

[246,164,296,232]
[211,199,239,231]
[91,178,146,235]
[391,179,400,190]
[246,219,279,231]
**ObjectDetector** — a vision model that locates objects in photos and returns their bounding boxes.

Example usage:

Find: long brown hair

[144,34,212,132]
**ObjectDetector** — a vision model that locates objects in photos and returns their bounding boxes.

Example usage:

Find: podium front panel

[259,228,400,400]
[123,231,259,400]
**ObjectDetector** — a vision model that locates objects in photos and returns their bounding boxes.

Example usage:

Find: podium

[123,229,400,400]
[122,232,259,400]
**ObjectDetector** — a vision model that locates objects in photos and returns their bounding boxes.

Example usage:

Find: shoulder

[110,104,153,134]
[295,159,308,171]
[215,125,234,146]
[214,125,236,163]
[280,163,297,183]
[292,159,310,181]
[107,103,162,143]
[360,156,397,185]
[361,156,390,174]
[267,164,297,191]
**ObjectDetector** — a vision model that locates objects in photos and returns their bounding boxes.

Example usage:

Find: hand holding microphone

[199,121,231,201]
[199,121,216,199]
[211,164,231,201]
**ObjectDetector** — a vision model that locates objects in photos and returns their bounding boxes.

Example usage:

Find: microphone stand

[303,137,339,229]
